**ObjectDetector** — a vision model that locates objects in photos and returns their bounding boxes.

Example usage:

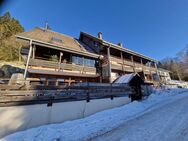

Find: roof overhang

[103,41,157,62]
[16,35,100,59]
[80,32,157,62]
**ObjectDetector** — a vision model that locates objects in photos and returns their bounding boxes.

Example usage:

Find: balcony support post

[24,40,33,79]
[120,51,124,74]
[154,62,160,82]
[59,52,63,71]
[140,58,143,67]
[131,55,136,73]
[107,46,112,83]
[32,45,36,59]
[141,58,146,80]
[149,62,154,82]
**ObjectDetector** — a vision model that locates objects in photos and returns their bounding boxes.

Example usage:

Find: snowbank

[1,88,188,141]
[165,80,188,88]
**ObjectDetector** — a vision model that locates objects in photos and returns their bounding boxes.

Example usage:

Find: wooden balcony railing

[110,56,133,66]
[110,56,157,72]
[28,59,97,73]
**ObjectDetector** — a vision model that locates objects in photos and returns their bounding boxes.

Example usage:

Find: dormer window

[94,41,99,47]
[51,37,63,43]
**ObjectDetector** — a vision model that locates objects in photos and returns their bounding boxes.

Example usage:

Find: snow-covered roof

[114,73,138,83]
[0,80,5,84]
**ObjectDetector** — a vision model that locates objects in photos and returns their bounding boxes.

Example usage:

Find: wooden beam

[59,52,63,71]
[140,58,143,65]
[32,45,36,59]
[120,51,124,73]
[149,62,154,82]
[24,40,33,79]
[131,55,136,73]
[140,58,144,71]
[19,46,22,62]
[140,58,146,81]
[64,77,75,86]
[154,62,161,82]
[107,46,112,83]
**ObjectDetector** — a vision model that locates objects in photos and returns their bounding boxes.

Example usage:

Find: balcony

[110,56,134,66]
[26,58,98,77]
[110,56,157,72]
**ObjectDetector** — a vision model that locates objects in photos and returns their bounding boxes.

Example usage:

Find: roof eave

[103,41,157,62]
[16,35,100,59]
[80,32,157,62]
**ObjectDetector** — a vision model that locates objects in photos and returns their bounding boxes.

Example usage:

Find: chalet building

[80,32,159,84]
[158,68,171,83]
[16,27,159,84]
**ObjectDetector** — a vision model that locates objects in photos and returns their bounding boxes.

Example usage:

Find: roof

[16,27,99,58]
[114,73,138,83]
[80,32,157,62]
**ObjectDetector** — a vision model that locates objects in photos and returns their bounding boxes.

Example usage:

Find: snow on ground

[165,80,188,88]
[92,89,188,141]
[1,88,188,141]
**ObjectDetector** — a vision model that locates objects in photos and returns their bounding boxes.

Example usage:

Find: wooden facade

[158,68,171,84]
[80,32,159,84]
[16,27,160,84]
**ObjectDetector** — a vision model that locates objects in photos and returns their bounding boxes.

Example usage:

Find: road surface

[91,94,188,141]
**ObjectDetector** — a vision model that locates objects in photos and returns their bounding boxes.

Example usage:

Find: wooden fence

[0,82,135,107]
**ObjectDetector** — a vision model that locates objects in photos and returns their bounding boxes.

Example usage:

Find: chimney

[45,21,48,30]
[98,32,103,39]
[118,42,123,47]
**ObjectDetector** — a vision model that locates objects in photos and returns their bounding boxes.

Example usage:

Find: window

[90,59,95,67]
[78,57,84,65]
[51,37,63,43]
[72,55,95,67]
[94,41,99,47]
[72,56,78,64]
[84,58,95,67]
[84,58,89,66]
[72,55,84,65]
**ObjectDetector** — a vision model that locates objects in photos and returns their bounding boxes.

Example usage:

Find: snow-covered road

[92,91,188,141]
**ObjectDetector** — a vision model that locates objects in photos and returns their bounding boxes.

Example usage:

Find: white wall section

[0,97,130,138]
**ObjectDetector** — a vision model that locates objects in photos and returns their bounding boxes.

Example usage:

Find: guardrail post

[47,96,54,107]
[110,83,113,100]
[86,82,90,102]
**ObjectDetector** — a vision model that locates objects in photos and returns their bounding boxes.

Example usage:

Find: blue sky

[1,0,188,60]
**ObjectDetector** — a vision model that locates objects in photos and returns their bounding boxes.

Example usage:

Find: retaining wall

[0,97,131,138]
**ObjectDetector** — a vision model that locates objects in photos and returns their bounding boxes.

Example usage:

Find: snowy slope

[1,89,188,141]
[93,89,188,141]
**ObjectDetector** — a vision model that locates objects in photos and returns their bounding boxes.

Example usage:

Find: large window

[72,55,96,67]
[89,59,95,67]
